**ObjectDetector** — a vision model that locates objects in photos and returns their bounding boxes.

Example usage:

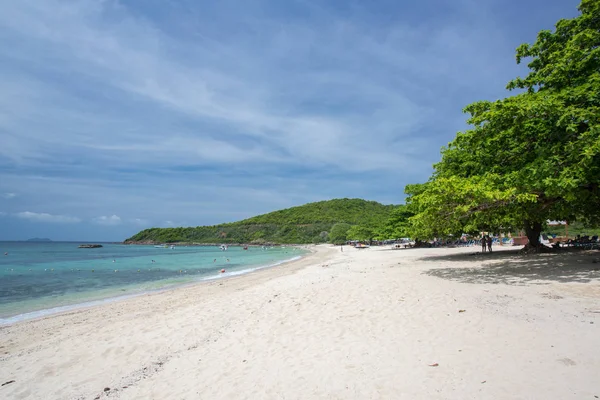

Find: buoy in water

[221,269,226,273]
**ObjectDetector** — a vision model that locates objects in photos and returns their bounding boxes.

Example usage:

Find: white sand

[1,245,599,399]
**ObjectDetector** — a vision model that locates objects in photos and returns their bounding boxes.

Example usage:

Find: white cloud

[16,211,81,223]
[0,0,449,173]
[93,215,122,226]
[2,193,17,199]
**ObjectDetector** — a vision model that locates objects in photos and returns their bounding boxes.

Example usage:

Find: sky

[0,0,581,241]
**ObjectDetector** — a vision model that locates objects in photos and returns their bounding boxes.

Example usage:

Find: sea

[0,241,307,325]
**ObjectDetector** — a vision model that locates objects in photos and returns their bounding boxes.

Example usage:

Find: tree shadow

[419,248,524,262]
[421,249,600,285]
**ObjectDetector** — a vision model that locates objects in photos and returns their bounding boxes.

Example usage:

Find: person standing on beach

[487,235,493,253]
[481,235,487,253]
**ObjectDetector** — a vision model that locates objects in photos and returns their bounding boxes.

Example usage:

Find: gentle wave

[0,254,304,326]
[0,293,141,326]
[199,255,302,281]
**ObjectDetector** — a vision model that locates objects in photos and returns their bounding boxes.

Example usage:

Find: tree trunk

[524,221,542,246]
[522,220,550,252]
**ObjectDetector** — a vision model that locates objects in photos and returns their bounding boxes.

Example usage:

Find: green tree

[377,205,414,239]
[328,223,352,244]
[406,0,600,250]
[346,225,375,243]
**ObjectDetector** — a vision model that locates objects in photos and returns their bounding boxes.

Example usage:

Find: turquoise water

[0,242,307,323]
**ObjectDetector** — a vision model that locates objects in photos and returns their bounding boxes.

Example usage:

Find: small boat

[170,245,175,249]
[154,244,168,248]
[220,244,228,251]
[79,244,103,248]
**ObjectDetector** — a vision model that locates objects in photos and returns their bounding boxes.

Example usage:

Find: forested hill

[125,198,396,244]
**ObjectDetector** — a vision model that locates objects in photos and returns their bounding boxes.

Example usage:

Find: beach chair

[584,235,598,249]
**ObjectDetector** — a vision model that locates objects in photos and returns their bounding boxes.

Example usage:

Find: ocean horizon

[0,241,307,324]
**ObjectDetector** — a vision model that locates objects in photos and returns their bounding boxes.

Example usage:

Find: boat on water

[220,244,228,251]
[78,244,103,248]
[170,245,175,249]
[154,244,169,248]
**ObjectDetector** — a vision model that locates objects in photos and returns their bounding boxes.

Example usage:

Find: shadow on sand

[420,248,600,285]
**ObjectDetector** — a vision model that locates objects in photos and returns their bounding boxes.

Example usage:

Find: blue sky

[0,0,580,241]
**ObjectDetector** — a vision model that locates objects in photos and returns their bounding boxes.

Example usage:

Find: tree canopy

[345,225,375,243]
[405,0,600,248]
[375,205,414,240]
[329,223,352,245]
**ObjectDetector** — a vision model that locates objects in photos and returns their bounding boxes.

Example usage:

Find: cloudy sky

[0,0,580,241]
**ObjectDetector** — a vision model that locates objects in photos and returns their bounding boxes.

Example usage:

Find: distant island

[125,198,396,245]
[78,244,103,248]
[26,238,52,242]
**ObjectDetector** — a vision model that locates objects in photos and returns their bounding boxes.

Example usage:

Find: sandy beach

[1,245,599,400]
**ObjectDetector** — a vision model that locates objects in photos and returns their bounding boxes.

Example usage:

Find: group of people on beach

[481,235,493,253]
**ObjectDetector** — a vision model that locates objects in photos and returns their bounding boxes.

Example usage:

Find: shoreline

[121,242,312,247]
[0,247,315,326]
[2,245,598,400]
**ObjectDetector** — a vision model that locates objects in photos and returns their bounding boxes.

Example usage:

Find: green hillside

[125,198,395,244]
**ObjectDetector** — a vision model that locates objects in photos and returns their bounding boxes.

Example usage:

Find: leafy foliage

[328,223,352,245]
[125,198,395,244]
[405,1,600,247]
[239,198,395,226]
[375,205,414,239]
[345,225,375,242]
